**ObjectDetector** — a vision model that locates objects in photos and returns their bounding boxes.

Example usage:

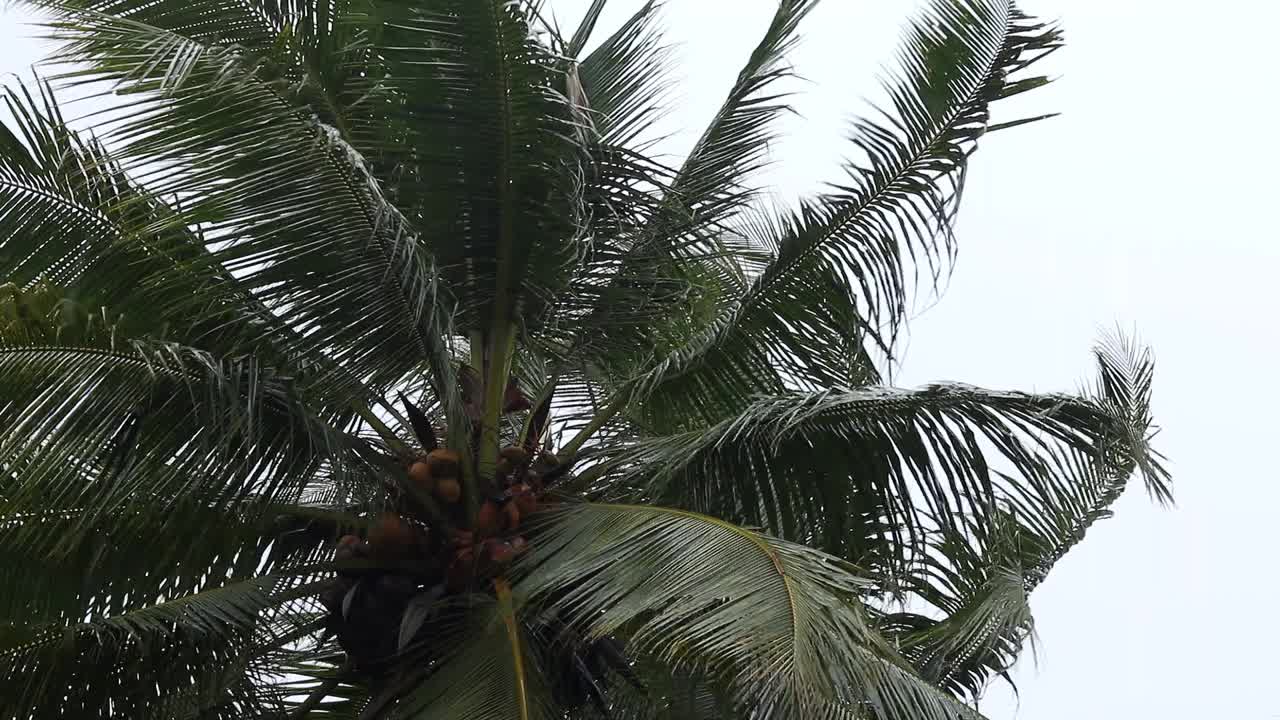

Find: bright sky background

[2,1,1277,718]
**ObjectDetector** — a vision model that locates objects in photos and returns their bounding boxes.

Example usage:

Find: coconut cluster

[318,445,562,667]
[313,382,635,707]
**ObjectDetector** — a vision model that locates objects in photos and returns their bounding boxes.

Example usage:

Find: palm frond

[1088,328,1170,504]
[574,0,669,145]
[0,337,360,551]
[0,80,364,396]
[876,521,1035,701]
[592,382,1112,566]
[516,502,982,720]
[591,331,1166,686]
[538,2,677,347]
[385,592,555,720]
[0,568,323,718]
[34,0,321,51]
[566,0,609,59]
[817,335,1166,701]
[0,495,355,630]
[277,657,366,719]
[27,0,372,138]
[617,0,1063,424]
[32,6,457,402]
[558,0,818,395]
[876,335,1167,700]
[570,658,737,720]
[356,0,589,338]
[666,0,818,236]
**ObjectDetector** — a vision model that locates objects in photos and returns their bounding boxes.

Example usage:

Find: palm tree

[0,0,1169,718]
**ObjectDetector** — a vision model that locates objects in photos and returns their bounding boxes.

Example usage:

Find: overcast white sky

[2,1,1277,718]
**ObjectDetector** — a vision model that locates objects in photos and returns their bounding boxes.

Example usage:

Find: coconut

[368,513,414,552]
[500,446,531,465]
[495,457,514,480]
[408,460,433,489]
[511,483,537,516]
[426,448,461,478]
[486,539,515,565]
[434,477,462,504]
[476,501,502,537]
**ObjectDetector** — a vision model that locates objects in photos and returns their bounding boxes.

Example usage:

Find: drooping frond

[616,331,1160,559]
[875,521,1036,701]
[884,336,1166,700]
[0,337,357,547]
[0,568,324,718]
[1088,328,1170,504]
[592,381,1115,565]
[0,82,303,366]
[516,502,984,720]
[584,332,1166,701]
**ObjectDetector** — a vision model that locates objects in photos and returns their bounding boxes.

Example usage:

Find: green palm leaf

[593,373,1149,563]
[0,333,355,689]
[33,6,456,402]
[0,568,322,718]
[0,83,283,357]
[387,587,554,720]
[882,335,1167,698]
[517,502,984,720]
[0,489,358,628]
[30,0,373,146]
[560,0,817,394]
[358,0,588,335]
[617,1,1063,426]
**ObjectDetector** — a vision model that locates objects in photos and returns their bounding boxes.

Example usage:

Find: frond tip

[1091,328,1172,504]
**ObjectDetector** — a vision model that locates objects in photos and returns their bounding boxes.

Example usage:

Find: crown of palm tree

[0,0,1169,718]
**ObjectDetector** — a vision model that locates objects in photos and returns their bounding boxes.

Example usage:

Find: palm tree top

[0,1,1169,718]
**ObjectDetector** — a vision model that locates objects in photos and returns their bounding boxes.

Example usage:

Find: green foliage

[0,0,1168,718]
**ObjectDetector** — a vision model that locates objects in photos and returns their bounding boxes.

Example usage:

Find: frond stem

[517,372,559,448]
[495,578,531,720]
[478,324,516,505]
[349,402,410,457]
[288,659,352,719]
[478,0,520,510]
[559,391,628,458]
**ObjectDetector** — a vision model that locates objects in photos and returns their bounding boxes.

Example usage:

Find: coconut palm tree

[0,0,1169,718]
